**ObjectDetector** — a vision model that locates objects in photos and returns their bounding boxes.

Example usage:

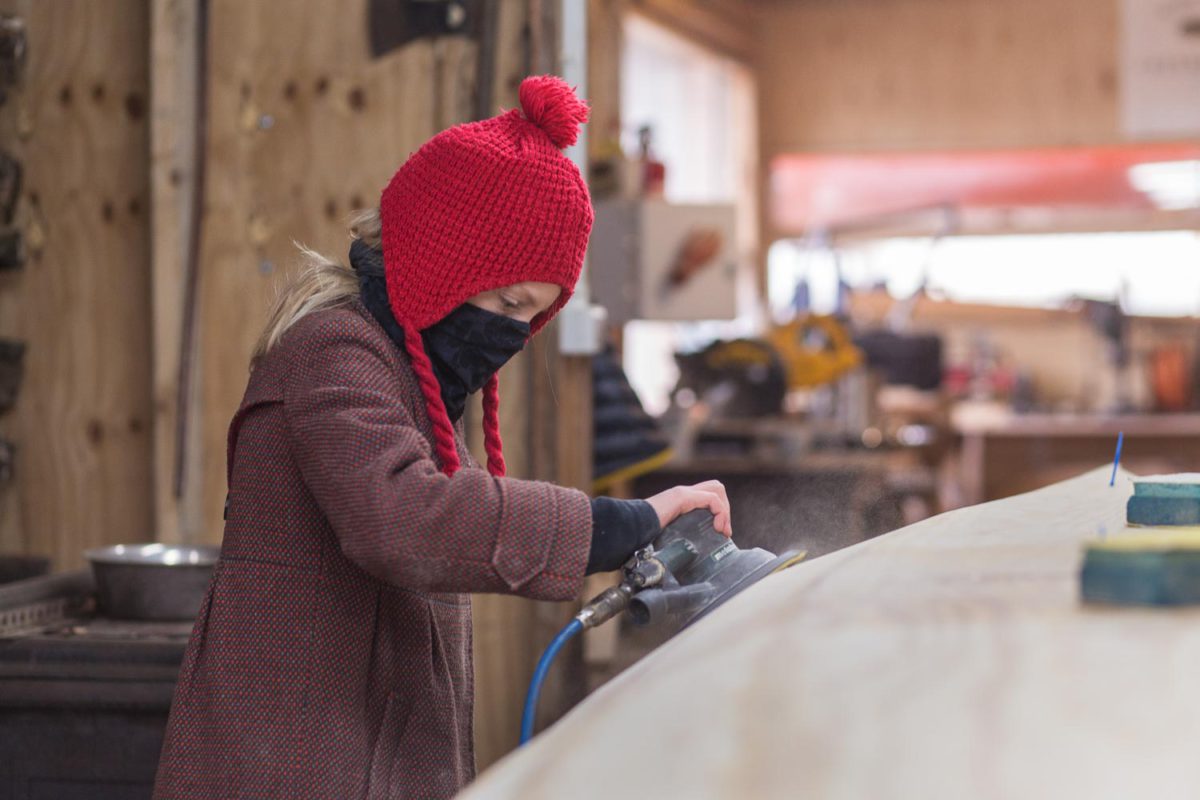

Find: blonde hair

[251,208,382,367]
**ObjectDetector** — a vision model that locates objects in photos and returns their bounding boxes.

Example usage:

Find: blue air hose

[519,617,585,745]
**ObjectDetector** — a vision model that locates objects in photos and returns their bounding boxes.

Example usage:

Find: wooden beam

[628,0,760,63]
[586,0,623,164]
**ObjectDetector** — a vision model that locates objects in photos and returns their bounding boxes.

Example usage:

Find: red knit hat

[379,75,593,478]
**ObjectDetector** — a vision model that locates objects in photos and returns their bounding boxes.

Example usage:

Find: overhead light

[1128,160,1200,211]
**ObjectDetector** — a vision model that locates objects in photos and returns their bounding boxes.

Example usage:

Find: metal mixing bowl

[84,543,220,621]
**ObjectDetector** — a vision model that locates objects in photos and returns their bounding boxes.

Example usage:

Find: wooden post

[149,0,203,545]
[470,0,548,770]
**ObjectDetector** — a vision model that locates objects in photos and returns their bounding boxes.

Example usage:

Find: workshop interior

[2,0,1200,798]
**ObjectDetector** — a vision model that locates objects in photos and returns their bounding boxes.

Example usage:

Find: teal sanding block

[1127,475,1200,526]
[1081,529,1200,606]
[1127,495,1200,526]
[1132,474,1200,499]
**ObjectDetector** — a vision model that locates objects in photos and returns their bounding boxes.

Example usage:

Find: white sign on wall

[1121,0,1200,138]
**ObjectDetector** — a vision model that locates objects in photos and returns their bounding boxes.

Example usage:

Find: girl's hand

[644,480,732,538]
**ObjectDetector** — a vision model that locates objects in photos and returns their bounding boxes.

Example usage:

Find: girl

[153,75,731,800]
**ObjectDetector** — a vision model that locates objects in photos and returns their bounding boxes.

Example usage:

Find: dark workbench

[0,574,190,799]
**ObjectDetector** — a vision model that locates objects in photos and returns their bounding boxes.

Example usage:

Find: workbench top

[953,408,1200,437]
[461,468,1200,800]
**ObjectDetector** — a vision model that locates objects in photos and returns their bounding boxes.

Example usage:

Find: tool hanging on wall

[0,14,26,105]
[0,150,23,271]
[0,339,24,414]
[0,150,20,225]
[0,438,13,488]
[658,226,724,302]
[367,0,480,57]
[0,14,23,491]
[0,228,20,271]
[367,0,497,132]
[0,339,23,491]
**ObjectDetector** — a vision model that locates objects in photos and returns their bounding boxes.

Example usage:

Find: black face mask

[350,239,530,422]
[421,304,530,420]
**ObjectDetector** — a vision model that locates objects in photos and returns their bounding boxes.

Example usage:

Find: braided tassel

[401,321,462,476]
[482,374,506,477]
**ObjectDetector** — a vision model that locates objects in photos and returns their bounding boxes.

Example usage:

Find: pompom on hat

[378,75,593,478]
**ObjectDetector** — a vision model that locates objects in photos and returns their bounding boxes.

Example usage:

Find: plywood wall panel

[0,0,154,567]
[184,0,478,541]
[0,0,584,773]
[757,0,1121,156]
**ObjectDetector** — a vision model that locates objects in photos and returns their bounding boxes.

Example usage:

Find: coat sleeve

[279,311,592,601]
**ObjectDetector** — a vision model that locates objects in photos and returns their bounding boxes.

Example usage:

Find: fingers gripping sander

[580,509,806,631]
[520,509,804,743]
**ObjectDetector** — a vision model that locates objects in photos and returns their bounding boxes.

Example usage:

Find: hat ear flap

[402,320,462,476]
[482,374,506,477]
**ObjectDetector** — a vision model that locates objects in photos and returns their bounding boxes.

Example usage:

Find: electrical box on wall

[590,200,739,324]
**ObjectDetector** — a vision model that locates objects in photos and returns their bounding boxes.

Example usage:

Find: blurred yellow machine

[765,314,863,390]
[671,314,864,419]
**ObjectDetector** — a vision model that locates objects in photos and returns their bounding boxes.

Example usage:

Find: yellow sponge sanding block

[1081,528,1200,606]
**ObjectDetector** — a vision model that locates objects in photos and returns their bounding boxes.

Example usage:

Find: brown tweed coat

[153,300,592,800]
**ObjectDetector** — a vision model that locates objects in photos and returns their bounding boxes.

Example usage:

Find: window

[620,14,758,415]
[768,231,1200,318]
